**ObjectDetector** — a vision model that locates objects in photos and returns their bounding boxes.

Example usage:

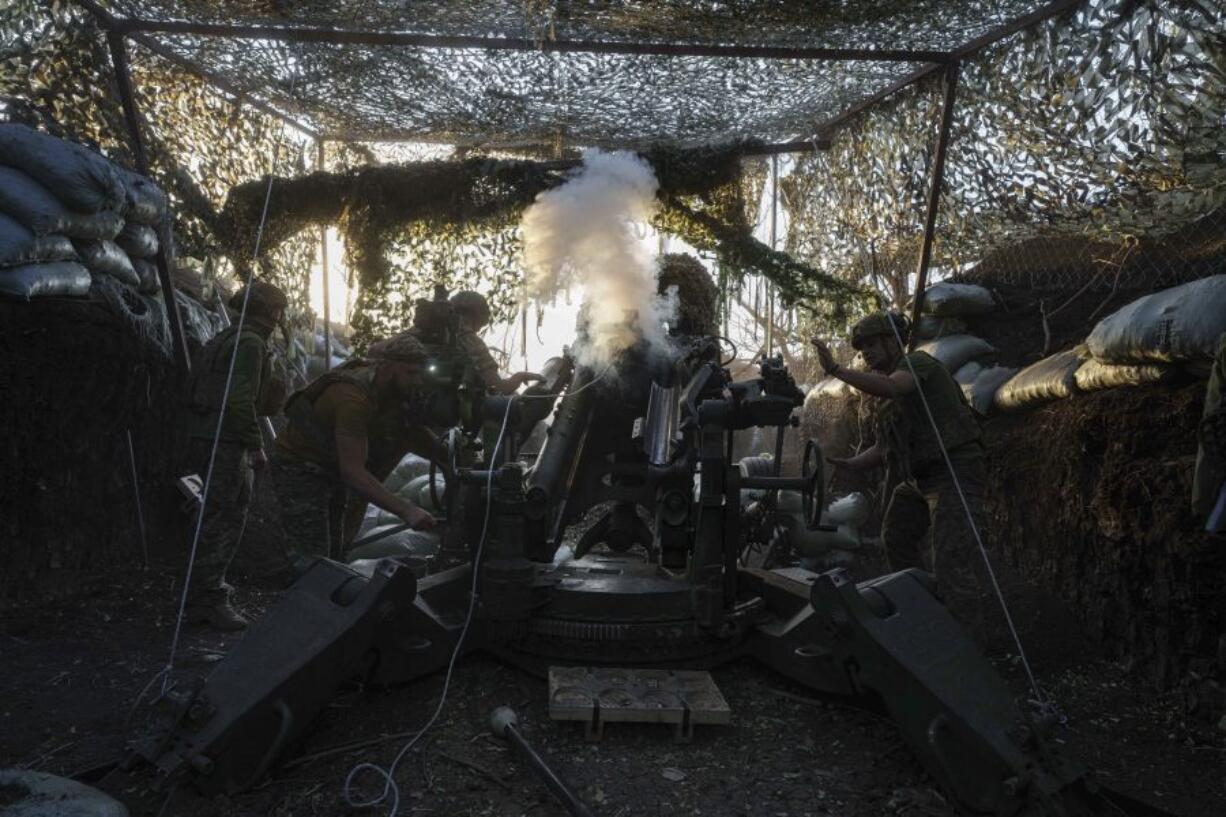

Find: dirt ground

[2,543,1224,817]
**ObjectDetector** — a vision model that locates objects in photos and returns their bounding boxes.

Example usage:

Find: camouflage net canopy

[784,0,1226,308]
[3,0,1224,345]
[93,0,1058,147]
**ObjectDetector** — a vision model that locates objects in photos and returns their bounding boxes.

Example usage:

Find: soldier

[1194,332,1226,533]
[182,280,288,630]
[449,291,542,395]
[273,333,438,564]
[811,312,988,625]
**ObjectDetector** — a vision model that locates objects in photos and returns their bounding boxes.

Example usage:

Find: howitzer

[131,337,1149,816]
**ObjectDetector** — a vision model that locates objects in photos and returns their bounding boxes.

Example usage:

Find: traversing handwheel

[801,439,825,531]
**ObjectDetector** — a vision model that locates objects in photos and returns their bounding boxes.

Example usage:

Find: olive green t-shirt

[879,351,981,472]
[276,382,376,467]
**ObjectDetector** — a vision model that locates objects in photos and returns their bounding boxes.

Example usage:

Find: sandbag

[914,314,968,339]
[131,258,160,294]
[346,526,440,561]
[995,347,1087,411]
[1074,358,1174,392]
[953,361,983,387]
[0,261,91,300]
[115,220,158,259]
[0,212,76,267]
[916,334,997,373]
[0,166,124,239]
[0,124,125,213]
[1086,275,1226,364]
[118,167,168,225]
[813,376,853,399]
[963,365,1017,416]
[174,289,225,346]
[384,454,432,494]
[74,239,139,287]
[921,282,995,317]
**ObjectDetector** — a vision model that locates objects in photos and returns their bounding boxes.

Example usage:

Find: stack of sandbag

[1083,274,1226,385]
[914,281,1009,416]
[0,124,167,301]
[305,322,353,379]
[994,345,1089,411]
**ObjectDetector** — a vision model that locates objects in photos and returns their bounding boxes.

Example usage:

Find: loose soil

[2,549,1223,817]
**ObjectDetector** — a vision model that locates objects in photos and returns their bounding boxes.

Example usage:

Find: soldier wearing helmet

[449,291,543,395]
[811,311,988,629]
[273,332,438,567]
[181,279,288,630]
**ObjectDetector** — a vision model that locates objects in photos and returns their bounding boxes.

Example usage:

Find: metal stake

[491,708,595,817]
[125,429,149,568]
[105,29,191,374]
[908,61,960,350]
[317,140,332,370]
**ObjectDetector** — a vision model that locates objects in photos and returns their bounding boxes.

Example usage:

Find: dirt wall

[0,293,183,602]
[984,383,1224,687]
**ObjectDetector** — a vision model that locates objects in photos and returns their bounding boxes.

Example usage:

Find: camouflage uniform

[184,438,254,601]
[182,323,272,602]
[876,348,990,626]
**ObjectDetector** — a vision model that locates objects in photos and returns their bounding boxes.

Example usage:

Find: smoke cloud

[521,149,675,367]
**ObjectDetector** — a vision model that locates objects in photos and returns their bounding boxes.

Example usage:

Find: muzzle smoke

[521,150,676,368]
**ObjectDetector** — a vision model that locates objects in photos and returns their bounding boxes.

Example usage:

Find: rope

[158,69,300,693]
[342,401,514,816]
[884,318,1045,703]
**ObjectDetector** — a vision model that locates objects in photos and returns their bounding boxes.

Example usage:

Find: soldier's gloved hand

[401,504,437,531]
[810,338,838,375]
[250,447,268,470]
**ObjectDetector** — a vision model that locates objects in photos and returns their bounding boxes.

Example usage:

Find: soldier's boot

[185,591,249,631]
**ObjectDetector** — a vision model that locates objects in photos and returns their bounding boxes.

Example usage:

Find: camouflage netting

[218,143,871,346]
[0,0,316,310]
[784,0,1226,311]
[92,0,1060,147]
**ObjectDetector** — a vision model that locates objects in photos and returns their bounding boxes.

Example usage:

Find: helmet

[229,280,288,317]
[449,290,491,324]
[367,332,428,364]
[850,312,908,350]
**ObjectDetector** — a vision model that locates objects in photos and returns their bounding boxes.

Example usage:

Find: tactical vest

[185,325,273,415]
[282,359,379,459]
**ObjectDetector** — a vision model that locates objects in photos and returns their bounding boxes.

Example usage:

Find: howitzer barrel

[526,367,598,518]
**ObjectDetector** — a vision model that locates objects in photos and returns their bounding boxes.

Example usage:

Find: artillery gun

[130,323,1146,816]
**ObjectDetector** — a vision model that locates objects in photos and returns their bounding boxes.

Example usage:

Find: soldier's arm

[830,366,916,399]
[828,442,886,471]
[224,335,266,450]
[335,430,436,530]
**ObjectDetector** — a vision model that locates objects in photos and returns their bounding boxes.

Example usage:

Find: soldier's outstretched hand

[810,337,837,374]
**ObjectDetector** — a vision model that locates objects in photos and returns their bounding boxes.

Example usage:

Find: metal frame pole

[317,140,332,370]
[105,29,192,372]
[907,61,960,351]
[766,153,778,358]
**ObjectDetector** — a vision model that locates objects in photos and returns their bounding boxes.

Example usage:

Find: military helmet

[228,280,288,317]
[850,312,909,350]
[367,332,429,364]
[449,290,491,324]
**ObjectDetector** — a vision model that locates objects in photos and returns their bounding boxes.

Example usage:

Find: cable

[158,70,300,694]
[883,319,1045,703]
[517,364,611,399]
[342,400,514,817]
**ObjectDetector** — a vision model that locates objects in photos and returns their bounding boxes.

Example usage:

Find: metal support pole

[105,30,191,373]
[908,62,960,351]
[317,140,332,370]
[766,154,778,358]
